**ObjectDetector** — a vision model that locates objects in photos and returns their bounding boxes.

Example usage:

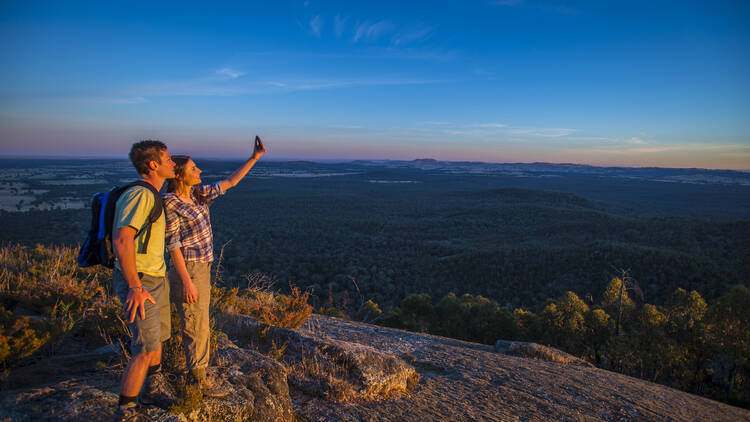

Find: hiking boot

[113,405,149,422]
[140,372,177,408]
[189,368,229,398]
[201,376,230,398]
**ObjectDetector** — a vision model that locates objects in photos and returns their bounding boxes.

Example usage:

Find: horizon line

[0,153,747,173]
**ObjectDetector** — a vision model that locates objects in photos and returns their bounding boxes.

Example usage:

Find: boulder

[494,339,594,367]
[215,312,419,402]
[210,334,295,422]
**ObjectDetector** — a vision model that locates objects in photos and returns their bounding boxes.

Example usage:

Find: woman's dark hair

[166,155,212,206]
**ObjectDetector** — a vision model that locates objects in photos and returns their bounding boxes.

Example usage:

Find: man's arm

[113,226,155,322]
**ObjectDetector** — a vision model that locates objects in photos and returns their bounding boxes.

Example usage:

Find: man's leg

[120,350,158,397]
[140,274,174,407]
[150,345,162,367]
[114,271,171,409]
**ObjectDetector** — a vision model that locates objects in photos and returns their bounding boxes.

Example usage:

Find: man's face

[155,149,176,179]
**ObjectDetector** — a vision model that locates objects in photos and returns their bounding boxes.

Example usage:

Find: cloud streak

[392,26,433,45]
[216,68,244,79]
[334,14,348,37]
[309,15,322,37]
[425,122,578,139]
[353,20,394,43]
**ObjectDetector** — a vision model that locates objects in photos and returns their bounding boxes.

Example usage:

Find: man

[113,140,175,420]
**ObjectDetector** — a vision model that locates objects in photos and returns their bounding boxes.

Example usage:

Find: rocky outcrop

[0,344,122,391]
[494,339,595,367]
[215,312,419,402]
[0,335,297,422]
[3,314,748,421]
[211,334,295,422]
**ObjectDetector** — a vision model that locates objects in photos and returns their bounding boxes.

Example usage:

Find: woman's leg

[168,262,211,378]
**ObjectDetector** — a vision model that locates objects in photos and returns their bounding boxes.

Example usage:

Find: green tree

[434,292,468,338]
[665,288,708,391]
[356,299,383,323]
[398,293,435,333]
[539,291,589,355]
[600,276,637,337]
[513,308,539,341]
[583,308,612,365]
[627,304,669,381]
[705,285,750,403]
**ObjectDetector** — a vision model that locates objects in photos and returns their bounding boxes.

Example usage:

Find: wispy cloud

[236,47,458,62]
[215,68,244,79]
[490,0,578,14]
[309,15,322,37]
[367,47,458,61]
[442,129,487,136]
[334,14,348,37]
[623,137,647,145]
[306,14,431,46]
[262,77,439,92]
[392,26,433,46]
[472,123,574,137]
[420,121,454,125]
[616,144,749,154]
[490,0,524,6]
[328,124,364,129]
[353,20,394,43]
[506,127,576,137]
[68,96,147,105]
[422,122,580,140]
[540,4,578,15]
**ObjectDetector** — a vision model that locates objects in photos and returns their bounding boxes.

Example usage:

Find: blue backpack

[77,181,164,268]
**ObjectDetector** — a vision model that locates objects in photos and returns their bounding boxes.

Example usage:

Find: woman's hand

[183,280,199,304]
[252,136,267,160]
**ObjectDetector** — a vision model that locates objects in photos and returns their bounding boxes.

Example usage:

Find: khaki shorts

[114,270,171,355]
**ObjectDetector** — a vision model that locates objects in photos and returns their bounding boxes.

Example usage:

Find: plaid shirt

[164,183,224,263]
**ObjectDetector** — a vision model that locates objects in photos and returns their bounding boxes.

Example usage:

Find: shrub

[212,281,312,330]
[0,243,124,365]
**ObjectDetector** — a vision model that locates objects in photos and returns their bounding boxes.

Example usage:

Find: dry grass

[287,343,357,402]
[0,243,126,369]
[508,342,579,365]
[212,273,312,330]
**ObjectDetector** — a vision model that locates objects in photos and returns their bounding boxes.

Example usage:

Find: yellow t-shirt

[113,185,166,277]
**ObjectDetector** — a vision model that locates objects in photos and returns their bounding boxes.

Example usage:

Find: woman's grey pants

[168,261,211,372]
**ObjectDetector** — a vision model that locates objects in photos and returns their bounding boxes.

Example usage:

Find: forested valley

[1,158,748,406]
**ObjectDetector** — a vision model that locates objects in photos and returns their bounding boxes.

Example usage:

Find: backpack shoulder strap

[125,181,164,254]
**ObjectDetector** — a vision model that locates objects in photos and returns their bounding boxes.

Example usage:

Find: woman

[163,137,266,396]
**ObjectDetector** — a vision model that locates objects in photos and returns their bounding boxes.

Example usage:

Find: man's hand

[124,288,157,323]
[183,280,199,304]
[253,136,267,159]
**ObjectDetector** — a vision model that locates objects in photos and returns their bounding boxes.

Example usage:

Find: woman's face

[180,159,202,186]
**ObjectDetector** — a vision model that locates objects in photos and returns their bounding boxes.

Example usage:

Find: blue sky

[1,1,749,169]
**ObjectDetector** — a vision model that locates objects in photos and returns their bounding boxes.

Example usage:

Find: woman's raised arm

[219,136,266,192]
